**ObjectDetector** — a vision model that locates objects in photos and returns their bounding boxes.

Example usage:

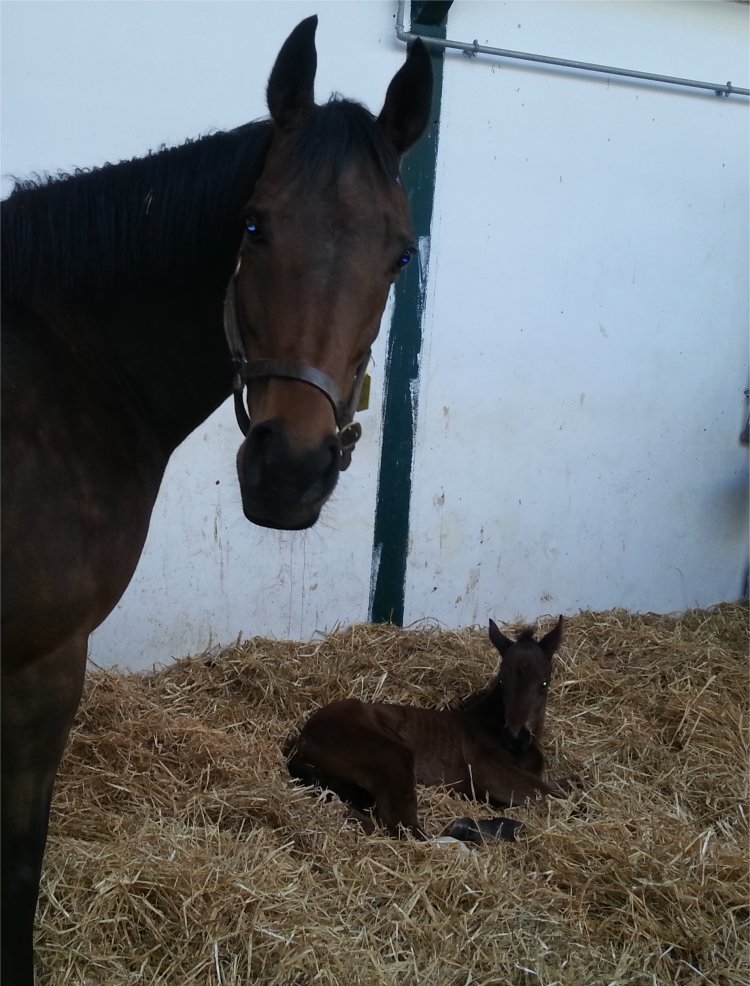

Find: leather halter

[222,247,369,471]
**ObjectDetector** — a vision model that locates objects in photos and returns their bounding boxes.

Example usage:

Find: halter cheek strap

[222,250,369,471]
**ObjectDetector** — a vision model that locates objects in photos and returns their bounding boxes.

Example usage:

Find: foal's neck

[459,682,506,725]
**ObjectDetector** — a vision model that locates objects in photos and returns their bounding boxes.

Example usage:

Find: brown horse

[1,18,432,983]
[285,617,568,841]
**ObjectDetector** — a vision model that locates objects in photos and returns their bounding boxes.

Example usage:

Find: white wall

[2,2,747,669]
[405,0,749,624]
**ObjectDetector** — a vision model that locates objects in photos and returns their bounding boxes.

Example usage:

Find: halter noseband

[222,250,369,471]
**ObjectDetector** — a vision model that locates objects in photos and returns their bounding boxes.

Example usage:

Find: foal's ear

[267,16,318,130]
[539,616,564,659]
[377,39,433,156]
[489,618,515,657]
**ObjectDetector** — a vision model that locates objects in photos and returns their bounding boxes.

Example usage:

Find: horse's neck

[4,123,272,454]
[79,140,260,452]
[14,257,233,460]
[102,283,233,454]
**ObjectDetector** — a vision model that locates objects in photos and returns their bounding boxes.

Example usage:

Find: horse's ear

[377,39,433,156]
[267,16,318,130]
[489,619,515,657]
[539,616,564,659]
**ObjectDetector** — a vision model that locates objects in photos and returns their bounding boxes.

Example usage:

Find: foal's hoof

[344,808,376,835]
[550,775,582,796]
[445,816,522,844]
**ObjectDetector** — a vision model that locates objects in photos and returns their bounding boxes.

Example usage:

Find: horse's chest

[2,327,166,649]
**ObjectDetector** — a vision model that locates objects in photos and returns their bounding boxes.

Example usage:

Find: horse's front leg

[1,634,88,986]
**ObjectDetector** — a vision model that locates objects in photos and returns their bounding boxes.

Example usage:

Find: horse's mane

[1,122,272,305]
[1,97,398,306]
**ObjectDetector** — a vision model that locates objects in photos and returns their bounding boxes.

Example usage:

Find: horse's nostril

[243,422,279,489]
[248,421,276,463]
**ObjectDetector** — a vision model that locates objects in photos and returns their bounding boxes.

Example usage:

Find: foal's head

[232,17,432,529]
[488,616,564,756]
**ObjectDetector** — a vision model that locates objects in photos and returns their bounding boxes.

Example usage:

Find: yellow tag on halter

[357,373,371,412]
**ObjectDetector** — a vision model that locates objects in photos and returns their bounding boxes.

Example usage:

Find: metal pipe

[395,1,749,98]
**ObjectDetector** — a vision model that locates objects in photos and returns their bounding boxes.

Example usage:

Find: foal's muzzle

[503,725,532,757]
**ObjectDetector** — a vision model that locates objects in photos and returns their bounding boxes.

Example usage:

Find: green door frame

[369,5,449,625]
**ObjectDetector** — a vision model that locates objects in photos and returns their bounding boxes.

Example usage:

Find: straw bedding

[38,605,748,985]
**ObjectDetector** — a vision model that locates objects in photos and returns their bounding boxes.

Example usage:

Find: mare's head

[229,17,432,529]
[488,616,564,756]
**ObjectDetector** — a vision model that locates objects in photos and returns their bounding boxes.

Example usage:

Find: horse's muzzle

[237,419,340,530]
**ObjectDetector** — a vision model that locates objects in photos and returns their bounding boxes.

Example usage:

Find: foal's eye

[244,217,263,241]
[539,680,549,694]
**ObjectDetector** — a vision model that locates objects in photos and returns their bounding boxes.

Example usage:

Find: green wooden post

[369,8,448,624]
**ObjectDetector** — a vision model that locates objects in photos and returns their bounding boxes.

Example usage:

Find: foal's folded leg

[290,707,425,839]
[365,743,425,840]
[475,764,567,808]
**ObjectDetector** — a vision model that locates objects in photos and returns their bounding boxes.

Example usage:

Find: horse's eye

[540,680,549,693]
[244,217,263,241]
[394,248,415,272]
